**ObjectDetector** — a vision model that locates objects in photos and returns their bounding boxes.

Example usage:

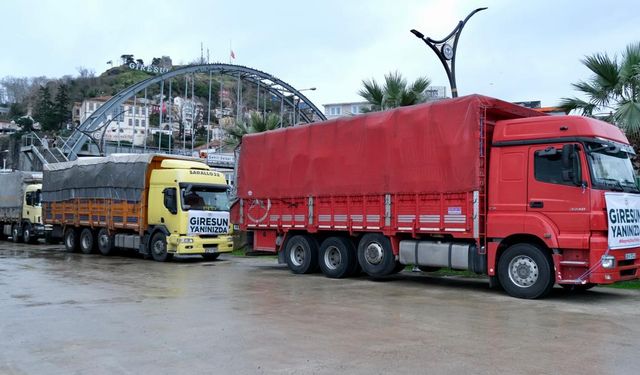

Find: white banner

[605,192,640,249]
[188,210,230,236]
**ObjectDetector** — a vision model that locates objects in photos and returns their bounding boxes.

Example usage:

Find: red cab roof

[493,115,629,145]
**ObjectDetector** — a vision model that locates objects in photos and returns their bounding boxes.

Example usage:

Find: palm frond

[558,97,596,116]
[582,53,620,92]
[358,79,384,108]
[614,100,640,136]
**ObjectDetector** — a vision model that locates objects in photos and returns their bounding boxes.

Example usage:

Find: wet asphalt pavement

[1,241,639,375]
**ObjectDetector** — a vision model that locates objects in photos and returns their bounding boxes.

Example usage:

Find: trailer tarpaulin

[236,95,544,198]
[42,154,156,202]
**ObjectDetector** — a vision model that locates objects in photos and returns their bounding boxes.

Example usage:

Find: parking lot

[1,241,639,374]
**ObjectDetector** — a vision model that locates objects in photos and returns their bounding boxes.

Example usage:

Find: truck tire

[97,228,115,256]
[357,233,397,277]
[79,228,96,254]
[22,223,37,244]
[64,227,79,253]
[202,253,220,261]
[284,235,319,274]
[319,236,358,278]
[12,224,22,243]
[498,243,554,299]
[150,232,172,262]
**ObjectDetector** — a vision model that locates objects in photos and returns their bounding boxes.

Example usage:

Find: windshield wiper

[598,178,625,191]
[620,180,640,192]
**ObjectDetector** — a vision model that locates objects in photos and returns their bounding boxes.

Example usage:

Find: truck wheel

[22,224,37,244]
[284,235,319,274]
[357,233,397,277]
[202,253,220,261]
[12,224,22,243]
[97,228,115,256]
[64,227,79,253]
[319,236,358,278]
[498,243,554,299]
[150,232,172,262]
[79,228,96,254]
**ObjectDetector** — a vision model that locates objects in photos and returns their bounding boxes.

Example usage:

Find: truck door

[527,143,590,248]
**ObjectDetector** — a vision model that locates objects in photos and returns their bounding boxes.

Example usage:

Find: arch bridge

[58,63,327,160]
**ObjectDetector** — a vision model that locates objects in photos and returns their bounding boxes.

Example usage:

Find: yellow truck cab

[21,183,44,241]
[148,159,234,260]
[0,171,45,243]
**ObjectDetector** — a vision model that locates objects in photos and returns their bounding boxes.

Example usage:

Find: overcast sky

[2,0,638,108]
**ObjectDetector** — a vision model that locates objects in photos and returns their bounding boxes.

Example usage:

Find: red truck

[231,95,640,298]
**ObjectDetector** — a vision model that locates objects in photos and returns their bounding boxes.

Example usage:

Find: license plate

[625,253,636,260]
[205,247,218,254]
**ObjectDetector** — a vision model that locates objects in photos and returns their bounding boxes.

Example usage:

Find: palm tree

[358,71,431,112]
[225,112,281,147]
[559,42,640,137]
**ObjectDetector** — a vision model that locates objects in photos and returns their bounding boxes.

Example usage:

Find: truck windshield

[586,141,638,193]
[179,184,230,211]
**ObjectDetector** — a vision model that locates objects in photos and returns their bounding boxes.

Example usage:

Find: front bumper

[34,224,45,236]
[584,237,639,284]
[167,234,234,255]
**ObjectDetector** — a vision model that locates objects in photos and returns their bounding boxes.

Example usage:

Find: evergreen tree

[34,86,56,131]
[53,83,71,130]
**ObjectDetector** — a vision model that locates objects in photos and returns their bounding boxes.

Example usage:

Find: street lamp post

[294,87,316,125]
[1,149,9,170]
[410,7,487,98]
[273,87,316,127]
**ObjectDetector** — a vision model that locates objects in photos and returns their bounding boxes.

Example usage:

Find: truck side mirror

[561,144,581,186]
[163,188,178,214]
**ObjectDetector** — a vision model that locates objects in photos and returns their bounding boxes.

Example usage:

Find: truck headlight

[601,255,615,269]
[178,237,194,244]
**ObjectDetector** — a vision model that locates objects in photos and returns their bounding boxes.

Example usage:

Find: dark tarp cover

[42,154,156,202]
[236,95,545,199]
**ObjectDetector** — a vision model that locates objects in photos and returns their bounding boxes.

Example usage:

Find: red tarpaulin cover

[236,95,544,199]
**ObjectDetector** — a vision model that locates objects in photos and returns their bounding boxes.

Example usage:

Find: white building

[323,101,372,120]
[173,96,203,133]
[76,96,150,146]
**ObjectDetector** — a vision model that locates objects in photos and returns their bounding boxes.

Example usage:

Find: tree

[226,113,280,147]
[559,42,640,137]
[15,116,34,132]
[53,83,71,130]
[9,102,26,118]
[120,54,135,65]
[358,71,432,112]
[34,85,56,131]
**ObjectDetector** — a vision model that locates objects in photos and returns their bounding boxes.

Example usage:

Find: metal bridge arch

[64,63,327,159]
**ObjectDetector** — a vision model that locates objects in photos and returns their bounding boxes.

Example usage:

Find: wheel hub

[290,244,305,266]
[508,255,539,288]
[153,240,165,255]
[365,243,384,265]
[324,246,342,270]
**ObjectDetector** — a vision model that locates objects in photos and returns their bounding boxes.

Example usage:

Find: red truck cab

[488,115,639,295]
